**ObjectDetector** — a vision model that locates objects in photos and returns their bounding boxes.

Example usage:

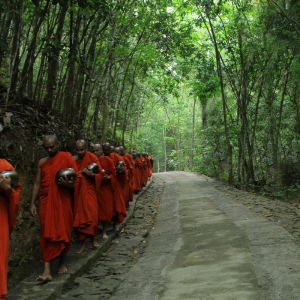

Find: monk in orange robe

[143,153,151,181]
[137,152,146,187]
[92,143,116,238]
[109,146,127,225]
[116,147,131,207]
[147,153,154,177]
[30,135,81,282]
[120,147,134,202]
[0,159,22,300]
[132,153,141,194]
[73,140,103,253]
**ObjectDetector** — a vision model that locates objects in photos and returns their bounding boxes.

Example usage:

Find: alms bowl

[102,169,108,175]
[87,163,99,174]
[55,168,77,182]
[115,161,125,168]
[115,161,125,174]
[0,170,19,188]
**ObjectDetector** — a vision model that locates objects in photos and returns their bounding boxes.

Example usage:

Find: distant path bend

[110,171,300,300]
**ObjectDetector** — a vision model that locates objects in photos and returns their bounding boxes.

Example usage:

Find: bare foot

[92,240,99,247]
[58,263,67,274]
[36,274,52,282]
[76,243,88,254]
[103,234,108,239]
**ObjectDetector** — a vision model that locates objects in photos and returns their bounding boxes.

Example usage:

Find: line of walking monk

[0,134,154,299]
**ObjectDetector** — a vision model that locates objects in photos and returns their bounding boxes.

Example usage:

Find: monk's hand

[0,174,12,195]
[82,168,95,178]
[58,176,75,188]
[103,174,110,180]
[30,204,37,217]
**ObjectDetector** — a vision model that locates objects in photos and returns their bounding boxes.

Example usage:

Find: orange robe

[39,152,81,262]
[0,159,22,299]
[148,156,153,176]
[137,157,146,186]
[122,155,133,203]
[109,153,127,223]
[124,154,134,201]
[133,160,141,192]
[142,158,148,184]
[73,152,103,241]
[98,156,117,222]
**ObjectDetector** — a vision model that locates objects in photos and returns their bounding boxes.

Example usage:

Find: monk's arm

[30,160,42,217]
[0,174,12,195]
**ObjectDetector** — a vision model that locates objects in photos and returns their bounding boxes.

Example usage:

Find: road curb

[7,177,153,300]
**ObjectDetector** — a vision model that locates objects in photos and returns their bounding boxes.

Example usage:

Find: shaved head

[43,135,59,157]
[115,147,120,154]
[102,143,111,156]
[75,139,87,158]
[119,146,125,156]
[92,143,102,158]
[76,139,87,147]
[43,134,58,143]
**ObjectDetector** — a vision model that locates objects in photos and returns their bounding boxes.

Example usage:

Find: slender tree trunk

[9,1,22,93]
[201,98,207,150]
[0,3,12,69]
[17,0,51,100]
[44,2,68,108]
[190,95,196,170]
[63,9,82,122]
[163,112,167,172]
[100,61,111,144]
[209,17,233,184]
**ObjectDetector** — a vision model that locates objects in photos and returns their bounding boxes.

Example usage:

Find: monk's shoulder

[38,157,49,167]
[89,152,99,161]
[0,158,14,171]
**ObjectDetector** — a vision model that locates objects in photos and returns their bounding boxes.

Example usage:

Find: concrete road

[110,172,300,300]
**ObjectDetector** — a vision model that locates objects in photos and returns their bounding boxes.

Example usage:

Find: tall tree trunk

[201,98,207,150]
[209,17,233,184]
[63,8,82,122]
[44,2,68,109]
[9,1,22,93]
[16,0,51,100]
[163,112,167,172]
[190,95,196,170]
[0,3,13,69]
[100,61,112,144]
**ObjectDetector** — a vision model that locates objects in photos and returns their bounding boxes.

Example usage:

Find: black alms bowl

[0,170,19,188]
[115,161,125,174]
[115,161,125,168]
[87,163,99,174]
[102,169,108,175]
[55,168,77,182]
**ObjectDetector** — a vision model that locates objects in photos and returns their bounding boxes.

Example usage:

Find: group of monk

[0,134,153,299]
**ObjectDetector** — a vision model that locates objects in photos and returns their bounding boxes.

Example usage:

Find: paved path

[109,172,300,300]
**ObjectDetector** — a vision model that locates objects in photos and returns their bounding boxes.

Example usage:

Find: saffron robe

[145,156,151,179]
[133,160,141,192]
[98,156,117,222]
[109,153,127,223]
[142,158,148,185]
[148,156,153,177]
[74,152,103,241]
[137,157,146,186]
[123,154,134,201]
[0,159,22,299]
[39,152,81,262]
